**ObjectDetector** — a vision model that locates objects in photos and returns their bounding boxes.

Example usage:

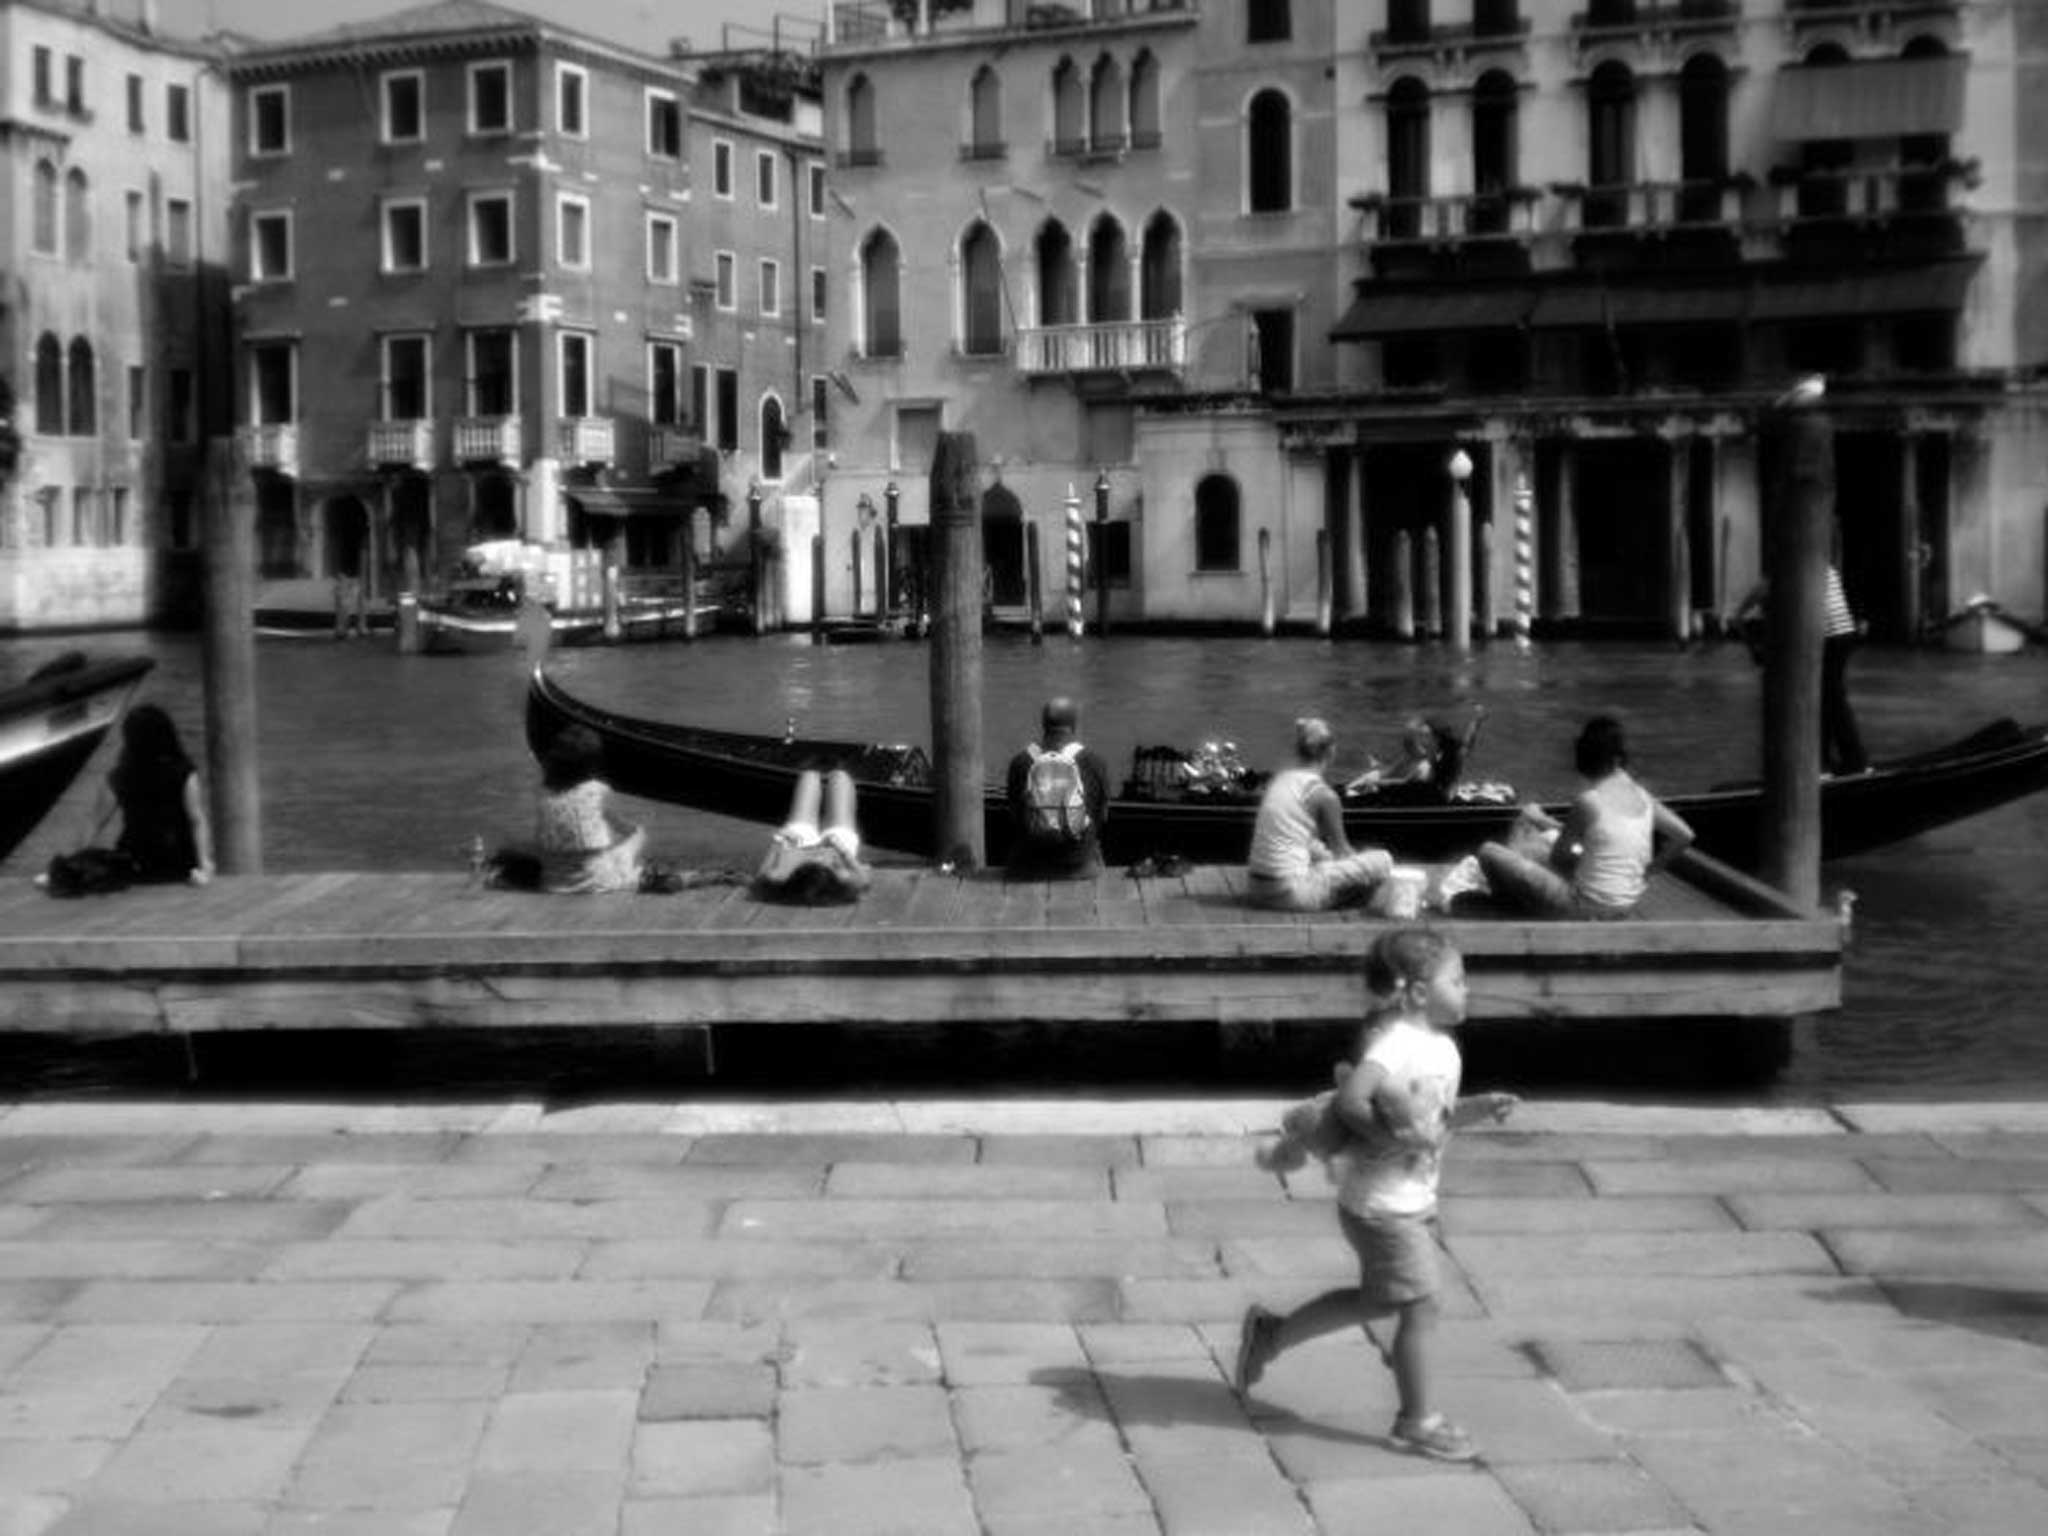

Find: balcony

[1571,0,1737,54]
[649,426,704,471]
[1553,178,1752,234]
[1016,318,1184,377]
[453,416,523,466]
[237,423,298,477]
[828,1,1197,49]
[1357,190,1544,246]
[557,416,616,468]
[367,419,435,472]
[1784,0,1959,46]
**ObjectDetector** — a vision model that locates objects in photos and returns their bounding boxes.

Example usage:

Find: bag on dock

[1023,744,1093,847]
[40,848,134,898]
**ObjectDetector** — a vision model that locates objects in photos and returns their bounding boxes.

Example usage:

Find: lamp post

[746,476,765,635]
[1447,447,1474,654]
[1093,468,1111,638]
[883,478,900,620]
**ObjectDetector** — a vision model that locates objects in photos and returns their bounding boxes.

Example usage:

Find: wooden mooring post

[1026,519,1044,645]
[202,440,262,873]
[928,431,985,868]
[1760,391,1832,909]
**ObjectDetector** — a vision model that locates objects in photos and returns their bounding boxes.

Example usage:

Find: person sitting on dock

[534,725,648,894]
[1245,716,1395,911]
[754,768,872,905]
[1005,697,1111,878]
[41,703,217,894]
[1475,715,1695,919]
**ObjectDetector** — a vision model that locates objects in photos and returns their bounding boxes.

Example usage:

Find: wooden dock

[0,855,1841,1039]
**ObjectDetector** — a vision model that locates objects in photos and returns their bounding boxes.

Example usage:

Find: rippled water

[5,628,2045,1097]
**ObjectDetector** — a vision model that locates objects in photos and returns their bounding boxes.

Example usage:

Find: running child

[1237,927,1517,1462]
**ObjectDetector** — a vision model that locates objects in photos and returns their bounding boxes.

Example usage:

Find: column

[1551,441,1581,621]
[1347,446,1369,622]
[1324,447,1351,623]
[1667,433,1693,642]
[1897,430,1922,640]
[1484,430,1520,639]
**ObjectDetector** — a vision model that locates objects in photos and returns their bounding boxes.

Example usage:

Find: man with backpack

[1005,697,1111,877]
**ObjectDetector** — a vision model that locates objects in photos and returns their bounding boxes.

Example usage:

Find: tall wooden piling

[1419,526,1442,639]
[1258,528,1275,637]
[201,441,261,873]
[1093,470,1111,638]
[809,533,825,645]
[1025,520,1044,645]
[680,523,697,641]
[1392,529,1415,641]
[1760,400,1832,908]
[928,431,985,868]
[1447,450,1473,652]
[1315,529,1332,637]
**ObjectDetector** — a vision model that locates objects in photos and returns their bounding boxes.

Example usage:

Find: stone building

[0,0,230,631]
[815,0,2048,639]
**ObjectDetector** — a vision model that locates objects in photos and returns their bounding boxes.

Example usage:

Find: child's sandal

[1390,1412,1479,1462]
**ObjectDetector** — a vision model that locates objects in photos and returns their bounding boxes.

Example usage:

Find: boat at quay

[0,654,154,864]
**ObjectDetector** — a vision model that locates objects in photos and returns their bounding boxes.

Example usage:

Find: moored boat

[525,668,2048,871]
[1,654,154,863]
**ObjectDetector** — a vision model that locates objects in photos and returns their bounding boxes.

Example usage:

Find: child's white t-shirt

[1337,1019,1462,1219]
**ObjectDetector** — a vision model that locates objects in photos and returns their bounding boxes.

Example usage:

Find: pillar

[1667,434,1693,643]
[1552,441,1581,621]
[1898,430,1922,640]
[1347,447,1370,623]
[1446,450,1473,652]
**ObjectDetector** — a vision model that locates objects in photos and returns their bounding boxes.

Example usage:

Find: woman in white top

[1246,717,1395,911]
[1476,716,1694,918]
[534,726,648,894]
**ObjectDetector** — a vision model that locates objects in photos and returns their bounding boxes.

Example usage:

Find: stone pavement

[1,1094,2046,1535]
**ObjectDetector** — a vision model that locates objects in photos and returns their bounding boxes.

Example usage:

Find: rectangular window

[468,191,514,265]
[382,71,424,144]
[250,210,293,281]
[249,342,296,423]
[757,150,778,209]
[468,61,511,134]
[809,161,825,217]
[73,488,93,548]
[559,332,594,417]
[557,64,587,136]
[382,198,427,272]
[32,47,52,107]
[811,374,830,449]
[713,140,734,197]
[557,193,590,270]
[467,328,517,416]
[125,190,145,261]
[810,266,827,323]
[1251,307,1295,394]
[647,213,678,284]
[250,84,289,155]
[715,251,736,311]
[691,364,709,441]
[165,198,193,267]
[167,368,194,443]
[166,82,190,141]
[110,488,130,546]
[759,259,781,317]
[646,89,681,158]
[895,403,940,473]
[126,73,144,133]
[649,341,683,426]
[65,56,84,115]
[382,334,431,419]
[714,368,738,452]
[127,366,146,440]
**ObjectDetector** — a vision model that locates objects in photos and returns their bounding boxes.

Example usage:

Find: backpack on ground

[1023,743,1093,846]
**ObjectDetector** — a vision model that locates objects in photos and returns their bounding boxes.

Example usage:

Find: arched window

[846,74,878,162]
[1386,77,1430,238]
[1140,212,1181,321]
[1194,475,1240,572]
[860,228,901,358]
[1678,54,1729,222]
[1088,216,1129,323]
[34,333,63,433]
[1471,70,1518,234]
[1129,51,1160,147]
[64,167,91,261]
[960,221,1004,356]
[1036,221,1076,327]
[1247,89,1292,213]
[32,160,59,254]
[759,395,785,481]
[67,338,96,436]
[1586,61,1636,228]
[1246,0,1289,44]
[969,64,1002,155]
[1089,55,1124,151]
[1052,57,1083,154]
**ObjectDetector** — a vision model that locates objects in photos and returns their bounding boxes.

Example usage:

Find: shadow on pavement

[1030,1365,1387,1451]
[1871,1280,2048,1350]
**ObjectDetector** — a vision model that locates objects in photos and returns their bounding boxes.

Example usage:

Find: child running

[1236,927,1517,1462]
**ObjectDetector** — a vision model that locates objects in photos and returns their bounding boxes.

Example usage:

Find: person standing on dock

[1245,717,1394,910]
[1005,697,1111,877]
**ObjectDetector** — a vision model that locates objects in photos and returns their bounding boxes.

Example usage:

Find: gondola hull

[526,669,2048,871]
[1,656,155,863]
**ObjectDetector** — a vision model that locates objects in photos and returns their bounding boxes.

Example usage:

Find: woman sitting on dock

[1245,717,1396,911]
[44,703,217,893]
[1475,716,1694,919]
[534,725,648,894]
[754,768,871,905]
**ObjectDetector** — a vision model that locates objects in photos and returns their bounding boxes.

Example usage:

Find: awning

[1331,288,1532,338]
[1529,283,1751,328]
[1771,55,1967,141]
[1749,260,1977,320]
[565,487,693,519]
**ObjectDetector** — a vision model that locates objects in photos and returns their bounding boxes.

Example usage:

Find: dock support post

[850,526,864,617]
[1064,484,1084,640]
[1513,472,1535,651]
[929,431,985,869]
[1315,529,1332,637]
[747,480,765,635]
[1258,528,1275,637]
[1026,519,1044,645]
[810,533,825,645]
[1392,529,1414,640]
[1094,469,1111,638]
[202,441,262,874]
[1447,448,1473,652]
[1419,526,1441,639]
[680,522,697,641]
[1760,391,1832,908]
[883,480,900,621]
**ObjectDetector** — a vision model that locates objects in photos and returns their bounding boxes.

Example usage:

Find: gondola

[526,668,2048,871]
[1,653,154,863]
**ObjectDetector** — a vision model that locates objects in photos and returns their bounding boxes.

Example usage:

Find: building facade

[0,0,230,631]
[817,0,2048,639]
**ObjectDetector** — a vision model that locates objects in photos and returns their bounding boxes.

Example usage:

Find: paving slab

[780,1320,943,1387]
[619,1494,775,1536]
[628,1418,774,1497]
[777,1384,960,1464]
[1727,1191,2039,1229]
[1306,1470,1534,1535]
[583,1238,902,1280]
[964,1441,1154,1521]
[639,1362,776,1420]
[779,1458,979,1536]
[903,1238,1220,1282]
[43,1500,270,1535]
[1491,1458,1697,1534]
[1138,1450,1315,1536]
[444,1470,622,1536]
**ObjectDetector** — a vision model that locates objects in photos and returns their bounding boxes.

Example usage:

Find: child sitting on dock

[1239,927,1516,1462]
[534,725,648,894]
[754,768,872,905]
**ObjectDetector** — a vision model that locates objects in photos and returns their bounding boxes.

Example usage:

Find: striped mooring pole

[1064,484,1085,639]
[1513,471,1535,653]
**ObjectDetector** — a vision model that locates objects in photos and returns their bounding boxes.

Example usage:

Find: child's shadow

[1029,1365,1387,1451]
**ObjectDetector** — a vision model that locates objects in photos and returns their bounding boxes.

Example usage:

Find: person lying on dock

[1475,715,1695,919]
[534,725,650,894]
[1245,716,1395,911]
[754,769,871,905]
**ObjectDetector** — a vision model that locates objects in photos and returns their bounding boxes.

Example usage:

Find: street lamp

[1446,448,1474,654]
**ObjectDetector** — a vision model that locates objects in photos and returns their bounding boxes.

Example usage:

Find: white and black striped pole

[1514,471,1535,653]
[1064,483,1084,640]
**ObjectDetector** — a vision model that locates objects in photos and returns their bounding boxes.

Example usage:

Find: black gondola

[1,654,155,863]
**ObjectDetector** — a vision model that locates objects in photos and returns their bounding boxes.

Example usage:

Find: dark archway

[470,473,519,542]
[257,478,300,578]
[980,482,1026,609]
[323,495,371,582]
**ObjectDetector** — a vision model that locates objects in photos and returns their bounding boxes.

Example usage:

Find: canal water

[4,628,2045,1099]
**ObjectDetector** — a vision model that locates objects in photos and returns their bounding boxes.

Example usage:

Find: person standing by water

[1245,716,1394,910]
[1237,928,1517,1462]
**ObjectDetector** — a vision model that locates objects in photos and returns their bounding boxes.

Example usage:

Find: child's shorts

[1337,1206,1441,1309]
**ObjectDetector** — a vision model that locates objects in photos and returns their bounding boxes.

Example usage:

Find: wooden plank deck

[0,855,1842,1038]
